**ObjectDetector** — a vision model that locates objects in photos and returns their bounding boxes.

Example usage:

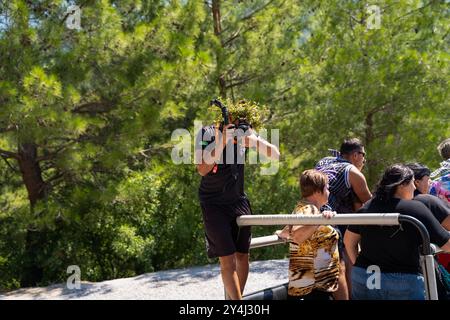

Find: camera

[209,99,251,132]
[210,99,229,126]
[235,119,251,132]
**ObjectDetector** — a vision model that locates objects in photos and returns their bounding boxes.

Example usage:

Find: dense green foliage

[0,0,448,290]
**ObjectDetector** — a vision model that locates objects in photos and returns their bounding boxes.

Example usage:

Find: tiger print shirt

[288,201,340,297]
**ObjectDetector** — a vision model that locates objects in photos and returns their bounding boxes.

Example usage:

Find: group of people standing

[279,138,450,300]
[195,101,449,300]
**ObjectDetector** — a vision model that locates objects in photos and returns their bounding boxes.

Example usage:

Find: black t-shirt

[414,193,450,224]
[348,198,450,274]
[196,125,247,204]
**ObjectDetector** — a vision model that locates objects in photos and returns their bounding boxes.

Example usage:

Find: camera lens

[237,121,250,132]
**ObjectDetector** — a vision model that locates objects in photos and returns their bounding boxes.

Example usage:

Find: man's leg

[235,252,249,295]
[219,254,242,300]
[232,199,252,297]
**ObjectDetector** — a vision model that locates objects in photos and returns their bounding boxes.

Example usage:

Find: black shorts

[200,198,252,258]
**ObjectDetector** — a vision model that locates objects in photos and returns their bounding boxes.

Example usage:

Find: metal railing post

[398,215,438,300]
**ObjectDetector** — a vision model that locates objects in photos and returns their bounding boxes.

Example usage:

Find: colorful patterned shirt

[430,160,450,204]
[288,201,340,297]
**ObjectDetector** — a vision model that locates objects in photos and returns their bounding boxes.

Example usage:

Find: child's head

[300,169,329,205]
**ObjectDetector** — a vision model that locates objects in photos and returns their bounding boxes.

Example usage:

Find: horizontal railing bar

[237,213,400,227]
[250,235,286,249]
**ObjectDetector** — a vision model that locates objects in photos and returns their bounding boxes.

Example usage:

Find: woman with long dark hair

[344,164,450,300]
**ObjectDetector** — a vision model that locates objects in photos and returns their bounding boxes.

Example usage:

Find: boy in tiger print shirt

[277,169,340,300]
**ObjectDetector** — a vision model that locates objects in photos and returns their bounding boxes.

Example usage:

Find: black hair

[405,162,431,180]
[374,164,414,201]
[437,138,450,160]
[340,138,364,155]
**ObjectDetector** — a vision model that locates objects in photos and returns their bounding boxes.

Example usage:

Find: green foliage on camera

[212,98,268,130]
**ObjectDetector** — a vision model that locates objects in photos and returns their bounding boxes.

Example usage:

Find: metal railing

[234,213,444,300]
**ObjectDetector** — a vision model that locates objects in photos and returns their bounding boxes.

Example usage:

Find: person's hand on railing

[274,226,290,241]
[322,210,336,219]
[274,212,336,242]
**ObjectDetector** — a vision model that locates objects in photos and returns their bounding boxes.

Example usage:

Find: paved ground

[0,259,288,300]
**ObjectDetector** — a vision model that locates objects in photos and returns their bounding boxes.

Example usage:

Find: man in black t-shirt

[195,112,279,300]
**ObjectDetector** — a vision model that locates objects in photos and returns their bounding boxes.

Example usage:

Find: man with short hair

[316,138,372,219]
[430,138,450,204]
[315,138,372,299]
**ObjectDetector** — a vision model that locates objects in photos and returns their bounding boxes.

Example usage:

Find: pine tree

[0,0,207,286]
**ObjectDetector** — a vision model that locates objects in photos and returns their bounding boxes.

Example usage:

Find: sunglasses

[357,151,366,157]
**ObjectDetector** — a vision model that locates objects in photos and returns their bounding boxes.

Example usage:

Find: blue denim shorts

[351,266,425,300]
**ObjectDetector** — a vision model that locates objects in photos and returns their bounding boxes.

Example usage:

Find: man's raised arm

[245,131,280,161]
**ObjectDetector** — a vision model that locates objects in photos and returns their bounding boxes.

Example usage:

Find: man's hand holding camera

[215,123,235,151]
[196,123,236,176]
[197,99,279,177]
[219,123,279,161]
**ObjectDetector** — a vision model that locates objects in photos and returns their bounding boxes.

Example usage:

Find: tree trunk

[212,0,227,98]
[18,143,46,206]
[364,112,374,147]
[212,0,222,35]
[17,142,47,286]
[364,111,375,184]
